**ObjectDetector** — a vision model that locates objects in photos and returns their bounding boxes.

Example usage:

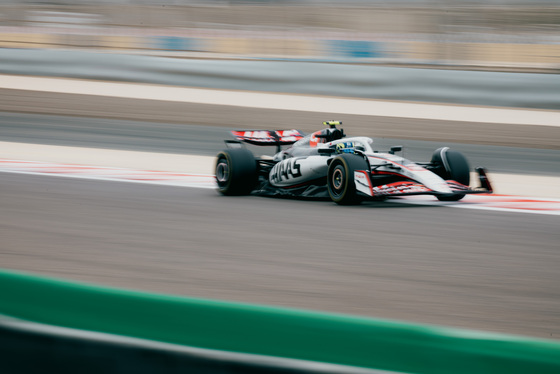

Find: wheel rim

[331,166,345,196]
[216,160,229,185]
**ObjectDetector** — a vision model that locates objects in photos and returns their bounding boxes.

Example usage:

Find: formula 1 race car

[215,121,492,204]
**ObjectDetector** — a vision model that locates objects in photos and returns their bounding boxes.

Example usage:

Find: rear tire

[215,148,257,196]
[327,154,369,205]
[431,147,470,201]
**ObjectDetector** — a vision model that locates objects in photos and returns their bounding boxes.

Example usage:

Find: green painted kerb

[1,269,560,374]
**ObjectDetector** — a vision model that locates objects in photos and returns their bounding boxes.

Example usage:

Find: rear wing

[230,130,304,151]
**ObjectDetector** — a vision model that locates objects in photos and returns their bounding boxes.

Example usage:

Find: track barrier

[1,49,560,109]
[1,269,560,373]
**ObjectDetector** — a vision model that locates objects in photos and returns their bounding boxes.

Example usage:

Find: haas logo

[270,158,302,184]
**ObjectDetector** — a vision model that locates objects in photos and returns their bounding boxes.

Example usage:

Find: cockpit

[292,127,345,149]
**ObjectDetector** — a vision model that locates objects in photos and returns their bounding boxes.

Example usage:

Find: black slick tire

[215,148,257,196]
[327,154,369,205]
[431,147,470,202]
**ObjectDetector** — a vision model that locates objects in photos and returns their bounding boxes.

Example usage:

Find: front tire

[215,148,257,196]
[327,154,369,205]
[431,147,470,201]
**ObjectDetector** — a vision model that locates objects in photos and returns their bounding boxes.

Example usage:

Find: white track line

[401,194,560,216]
[2,74,560,127]
[0,160,216,189]
[2,159,560,216]
[0,141,215,174]
[2,141,559,199]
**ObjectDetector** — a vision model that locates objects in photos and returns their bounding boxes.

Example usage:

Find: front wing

[355,168,493,198]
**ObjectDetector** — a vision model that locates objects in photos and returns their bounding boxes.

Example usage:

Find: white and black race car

[215,121,492,204]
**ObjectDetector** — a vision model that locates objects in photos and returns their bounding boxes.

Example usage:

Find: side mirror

[389,146,402,155]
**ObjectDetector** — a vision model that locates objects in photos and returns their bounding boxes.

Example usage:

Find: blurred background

[1,0,560,71]
[2,0,560,347]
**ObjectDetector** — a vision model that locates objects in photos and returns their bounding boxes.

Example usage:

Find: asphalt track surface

[1,90,560,340]
[3,172,560,340]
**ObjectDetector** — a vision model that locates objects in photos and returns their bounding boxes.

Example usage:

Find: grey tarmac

[1,173,559,339]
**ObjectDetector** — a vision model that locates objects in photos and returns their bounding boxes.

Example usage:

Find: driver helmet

[336,141,357,154]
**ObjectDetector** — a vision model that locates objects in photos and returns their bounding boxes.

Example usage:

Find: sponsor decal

[354,170,373,196]
[270,158,303,184]
[355,173,367,182]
